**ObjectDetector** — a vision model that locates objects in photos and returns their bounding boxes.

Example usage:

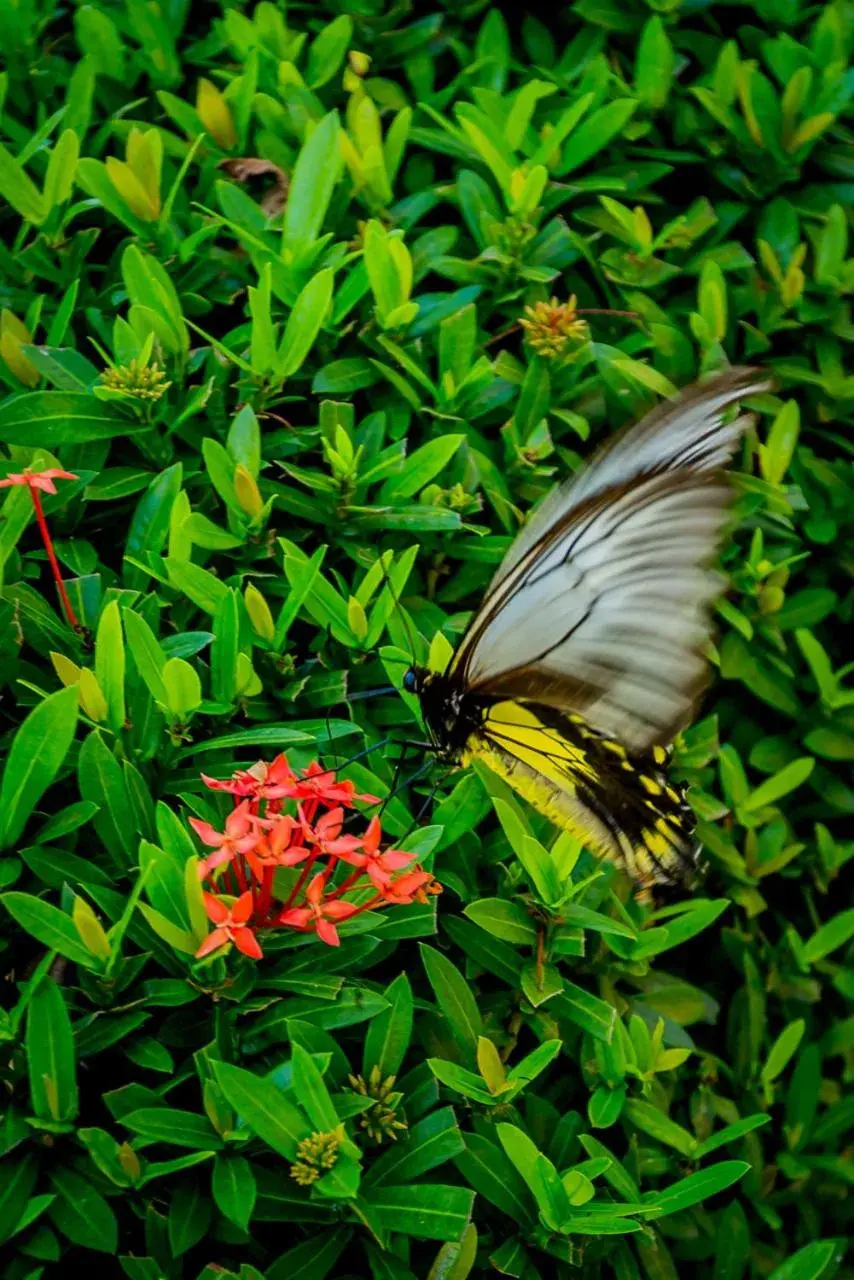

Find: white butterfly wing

[451,368,771,752]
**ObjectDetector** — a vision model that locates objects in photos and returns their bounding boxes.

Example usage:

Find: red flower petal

[195,926,230,957]
[203,893,230,924]
[316,917,340,947]
[363,816,382,854]
[189,817,223,848]
[278,907,312,929]
[234,928,263,959]
[377,849,414,872]
[231,890,255,925]
[304,871,327,906]
[279,844,311,867]
[322,900,360,921]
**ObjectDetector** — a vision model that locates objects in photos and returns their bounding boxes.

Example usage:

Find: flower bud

[244,583,276,642]
[234,463,264,519]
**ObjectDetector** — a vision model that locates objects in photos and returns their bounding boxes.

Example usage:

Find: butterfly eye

[403,669,418,693]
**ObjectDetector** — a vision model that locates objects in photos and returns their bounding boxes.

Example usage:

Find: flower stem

[282,849,319,911]
[29,485,79,629]
[257,866,275,924]
[325,868,364,900]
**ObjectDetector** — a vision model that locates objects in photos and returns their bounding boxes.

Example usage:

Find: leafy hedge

[1,1,852,1278]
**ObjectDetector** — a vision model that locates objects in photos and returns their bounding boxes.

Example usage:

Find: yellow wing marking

[461,700,696,889]
[463,700,598,791]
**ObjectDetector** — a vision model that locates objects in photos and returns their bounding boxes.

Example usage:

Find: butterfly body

[404,368,771,891]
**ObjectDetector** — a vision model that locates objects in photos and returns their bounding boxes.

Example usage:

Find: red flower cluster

[191,754,440,959]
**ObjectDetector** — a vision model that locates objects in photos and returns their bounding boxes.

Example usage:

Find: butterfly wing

[450,367,771,754]
[465,700,697,887]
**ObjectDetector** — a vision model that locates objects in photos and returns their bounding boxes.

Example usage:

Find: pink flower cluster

[191,754,440,958]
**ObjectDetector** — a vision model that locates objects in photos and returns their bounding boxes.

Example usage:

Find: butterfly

[403,367,771,894]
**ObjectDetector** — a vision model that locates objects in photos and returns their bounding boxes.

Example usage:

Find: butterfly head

[402,666,426,696]
[403,666,480,759]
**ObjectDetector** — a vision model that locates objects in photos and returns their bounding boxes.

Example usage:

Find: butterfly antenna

[380,758,433,814]
[375,547,420,667]
[397,766,451,844]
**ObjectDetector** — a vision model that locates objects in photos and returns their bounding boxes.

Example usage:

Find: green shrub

[1,2,852,1278]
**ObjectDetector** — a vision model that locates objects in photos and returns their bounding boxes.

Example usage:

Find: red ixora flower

[278,872,360,947]
[0,467,79,494]
[196,891,263,959]
[189,751,441,960]
[333,815,415,890]
[191,799,258,877]
[202,754,379,809]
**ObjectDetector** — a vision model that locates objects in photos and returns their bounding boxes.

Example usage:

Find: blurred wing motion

[420,366,772,890]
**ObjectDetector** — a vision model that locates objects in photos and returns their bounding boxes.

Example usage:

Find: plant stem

[29,484,80,629]
[282,849,319,911]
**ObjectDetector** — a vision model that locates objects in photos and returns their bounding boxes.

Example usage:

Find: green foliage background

[0,1,852,1277]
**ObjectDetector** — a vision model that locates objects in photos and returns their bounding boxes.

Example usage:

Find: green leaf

[635,17,675,110]
[278,268,334,379]
[162,657,202,717]
[123,608,169,705]
[761,1019,806,1087]
[363,972,414,1078]
[122,1107,224,1150]
[420,944,482,1062]
[283,111,343,259]
[26,977,78,1123]
[427,1222,478,1280]
[647,1161,750,1215]
[364,1184,475,1242]
[0,392,138,445]
[168,1179,212,1257]
[0,686,79,848]
[463,897,538,946]
[0,139,46,223]
[743,757,815,811]
[1,892,99,970]
[556,100,638,176]
[624,1099,697,1157]
[767,1241,841,1280]
[454,1133,536,1228]
[267,1227,351,1280]
[306,15,353,89]
[313,358,380,394]
[94,600,126,734]
[713,1200,751,1280]
[552,984,617,1044]
[212,1154,256,1232]
[760,400,800,486]
[692,1114,771,1158]
[290,1043,339,1131]
[379,435,465,502]
[364,1107,465,1188]
[802,910,854,964]
[49,1169,118,1254]
[165,557,229,613]
[213,1061,311,1159]
[211,587,240,705]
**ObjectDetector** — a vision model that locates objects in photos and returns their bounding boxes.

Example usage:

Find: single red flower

[0,468,79,494]
[245,813,312,880]
[190,798,257,876]
[290,760,380,808]
[278,872,359,947]
[376,868,437,905]
[201,753,299,802]
[304,805,364,858]
[196,891,262,959]
[333,815,415,890]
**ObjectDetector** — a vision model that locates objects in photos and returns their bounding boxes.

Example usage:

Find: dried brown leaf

[218,157,289,217]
